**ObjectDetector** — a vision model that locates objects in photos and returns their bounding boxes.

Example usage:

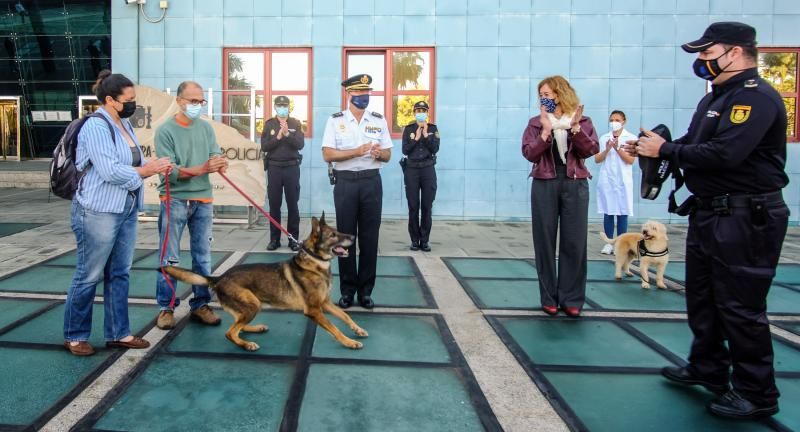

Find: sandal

[106,336,151,349]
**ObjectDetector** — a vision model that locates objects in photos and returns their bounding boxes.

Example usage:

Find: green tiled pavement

[297,364,484,432]
[585,281,687,311]
[332,276,430,307]
[238,252,293,265]
[132,250,229,269]
[312,314,450,364]
[544,371,772,432]
[167,311,307,357]
[94,356,294,432]
[445,258,537,279]
[0,223,45,237]
[0,346,110,427]
[0,266,77,294]
[0,303,156,347]
[0,298,50,329]
[46,248,155,267]
[463,279,540,309]
[497,318,671,367]
[775,264,800,285]
[775,321,800,335]
[629,320,800,373]
[775,378,800,430]
[767,286,800,314]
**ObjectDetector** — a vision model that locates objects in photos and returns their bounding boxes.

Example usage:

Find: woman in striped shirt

[63,70,171,356]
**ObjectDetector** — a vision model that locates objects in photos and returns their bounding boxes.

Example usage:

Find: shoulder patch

[730,105,751,124]
[744,79,759,88]
[371,111,383,119]
[331,112,344,118]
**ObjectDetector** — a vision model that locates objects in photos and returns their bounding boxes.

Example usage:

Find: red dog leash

[158,166,296,309]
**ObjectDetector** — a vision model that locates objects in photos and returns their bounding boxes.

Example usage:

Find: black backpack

[49,113,115,200]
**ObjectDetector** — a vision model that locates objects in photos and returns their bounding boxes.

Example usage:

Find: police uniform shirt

[401,122,439,163]
[659,68,789,197]
[322,109,393,171]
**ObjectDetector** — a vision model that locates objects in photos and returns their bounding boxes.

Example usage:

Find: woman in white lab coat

[595,110,637,254]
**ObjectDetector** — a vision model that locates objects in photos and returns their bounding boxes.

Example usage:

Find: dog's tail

[599,232,616,245]
[158,266,217,287]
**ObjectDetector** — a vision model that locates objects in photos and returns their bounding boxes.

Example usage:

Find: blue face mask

[276,106,289,117]
[415,112,428,122]
[540,97,558,113]
[185,103,203,119]
[350,94,370,110]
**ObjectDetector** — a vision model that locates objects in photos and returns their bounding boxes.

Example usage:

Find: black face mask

[116,100,137,118]
[692,47,738,81]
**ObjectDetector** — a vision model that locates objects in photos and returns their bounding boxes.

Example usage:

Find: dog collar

[638,239,669,258]
[300,245,327,261]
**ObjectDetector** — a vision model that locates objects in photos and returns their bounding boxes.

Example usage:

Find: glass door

[0,98,20,161]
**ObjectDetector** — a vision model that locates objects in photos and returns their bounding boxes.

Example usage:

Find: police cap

[413,100,429,111]
[681,21,757,53]
[342,74,372,91]
[274,95,290,106]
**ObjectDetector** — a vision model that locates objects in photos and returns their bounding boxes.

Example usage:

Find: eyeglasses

[179,97,208,106]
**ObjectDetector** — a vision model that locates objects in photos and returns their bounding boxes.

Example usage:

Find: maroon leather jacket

[521,116,600,179]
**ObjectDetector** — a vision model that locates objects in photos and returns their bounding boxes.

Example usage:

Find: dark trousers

[531,165,589,308]
[685,202,788,404]
[333,172,382,299]
[267,164,300,243]
[404,165,437,244]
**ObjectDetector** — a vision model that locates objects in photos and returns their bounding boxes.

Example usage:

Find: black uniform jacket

[401,122,440,168]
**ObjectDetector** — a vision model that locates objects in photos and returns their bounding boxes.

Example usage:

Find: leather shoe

[410,242,420,251]
[289,240,301,252]
[661,366,729,394]
[266,240,280,251]
[338,296,353,309]
[106,336,150,349]
[562,306,581,317]
[708,390,778,419]
[358,296,375,309]
[542,305,558,316]
[420,243,431,252]
[64,340,95,356]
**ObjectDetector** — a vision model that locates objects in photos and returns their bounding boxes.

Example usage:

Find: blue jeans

[156,199,213,311]
[64,192,138,342]
[603,214,629,238]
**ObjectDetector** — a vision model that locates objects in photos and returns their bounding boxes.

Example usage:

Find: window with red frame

[758,48,799,142]
[223,48,312,139]
[343,47,435,136]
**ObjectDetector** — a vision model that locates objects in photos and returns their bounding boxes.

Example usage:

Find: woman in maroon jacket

[522,75,599,317]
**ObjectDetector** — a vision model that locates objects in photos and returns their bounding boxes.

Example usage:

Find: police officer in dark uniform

[261,95,304,251]
[631,22,789,419]
[321,74,392,309]
[401,101,439,252]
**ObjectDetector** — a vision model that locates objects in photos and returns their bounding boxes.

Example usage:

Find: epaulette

[371,111,383,118]
[744,79,758,88]
[331,112,344,118]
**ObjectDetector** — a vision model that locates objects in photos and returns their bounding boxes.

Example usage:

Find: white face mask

[609,121,623,132]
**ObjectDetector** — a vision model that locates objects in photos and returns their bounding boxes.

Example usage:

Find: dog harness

[638,239,669,258]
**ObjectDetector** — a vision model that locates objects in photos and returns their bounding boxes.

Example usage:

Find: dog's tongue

[334,246,348,257]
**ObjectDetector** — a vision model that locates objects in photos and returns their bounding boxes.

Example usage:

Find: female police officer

[401,101,439,252]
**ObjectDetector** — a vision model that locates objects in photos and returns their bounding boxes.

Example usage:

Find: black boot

[266,240,280,251]
[661,366,729,394]
[707,390,778,419]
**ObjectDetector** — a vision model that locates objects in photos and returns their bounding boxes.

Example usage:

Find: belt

[695,191,783,211]
[406,158,435,168]
[267,159,299,167]
[334,169,379,180]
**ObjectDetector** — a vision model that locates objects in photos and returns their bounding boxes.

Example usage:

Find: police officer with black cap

[630,22,789,420]
[401,100,439,251]
[322,74,392,309]
[261,95,304,251]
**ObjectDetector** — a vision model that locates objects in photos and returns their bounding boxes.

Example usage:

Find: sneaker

[601,244,614,255]
[157,310,176,330]
[708,390,779,419]
[191,305,222,326]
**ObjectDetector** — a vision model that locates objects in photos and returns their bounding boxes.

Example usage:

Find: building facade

[7,0,800,222]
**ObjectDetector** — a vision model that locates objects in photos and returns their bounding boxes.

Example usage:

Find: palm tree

[393,52,424,90]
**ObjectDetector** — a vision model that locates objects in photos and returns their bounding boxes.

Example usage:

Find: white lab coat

[596,129,637,215]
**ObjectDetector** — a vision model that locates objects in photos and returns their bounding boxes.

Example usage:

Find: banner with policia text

[128,86,265,206]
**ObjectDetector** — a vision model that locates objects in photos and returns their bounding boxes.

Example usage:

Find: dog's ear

[320,211,326,225]
[311,216,319,233]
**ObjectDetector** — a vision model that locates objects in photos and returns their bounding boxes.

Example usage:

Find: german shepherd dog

[160,213,369,351]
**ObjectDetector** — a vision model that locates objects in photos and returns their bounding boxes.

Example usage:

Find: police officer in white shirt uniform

[322,74,392,310]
